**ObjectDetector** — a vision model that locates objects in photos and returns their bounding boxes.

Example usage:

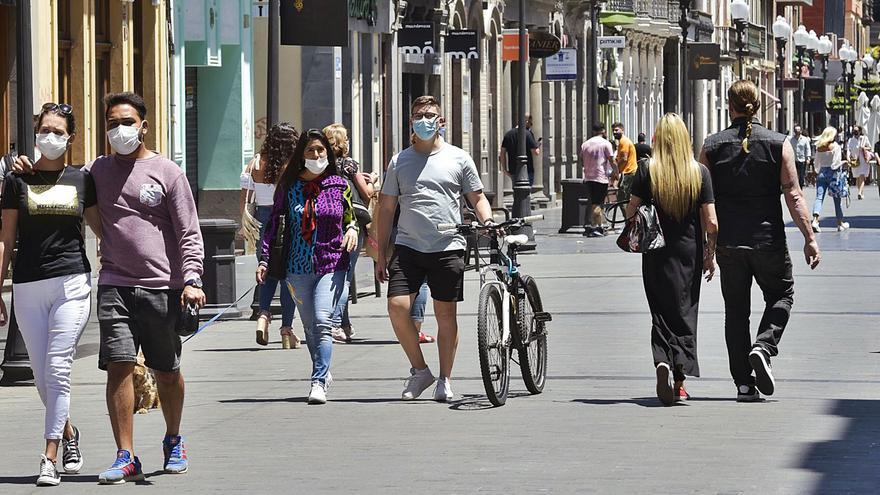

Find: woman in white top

[240,123,300,348]
[812,126,849,232]
[846,125,871,199]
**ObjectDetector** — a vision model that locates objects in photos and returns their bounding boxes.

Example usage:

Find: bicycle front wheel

[603,201,628,228]
[517,275,548,394]
[477,283,509,406]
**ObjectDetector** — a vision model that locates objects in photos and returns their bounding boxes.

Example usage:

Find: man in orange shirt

[612,122,638,196]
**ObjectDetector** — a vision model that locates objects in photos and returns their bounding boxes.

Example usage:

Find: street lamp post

[805,30,819,77]
[862,52,875,80]
[679,0,691,126]
[840,42,857,138]
[730,0,750,80]
[513,0,535,246]
[590,0,604,128]
[793,25,809,132]
[817,35,833,128]
[772,16,791,133]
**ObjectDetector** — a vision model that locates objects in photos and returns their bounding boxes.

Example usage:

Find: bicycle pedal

[534,312,553,323]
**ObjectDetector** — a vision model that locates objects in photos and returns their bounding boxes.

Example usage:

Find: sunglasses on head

[42,102,73,115]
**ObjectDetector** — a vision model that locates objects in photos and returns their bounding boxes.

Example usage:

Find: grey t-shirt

[382,143,484,253]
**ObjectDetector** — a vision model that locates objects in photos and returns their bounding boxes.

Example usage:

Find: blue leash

[183,284,257,344]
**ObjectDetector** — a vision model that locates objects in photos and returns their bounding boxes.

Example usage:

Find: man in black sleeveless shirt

[699,81,820,402]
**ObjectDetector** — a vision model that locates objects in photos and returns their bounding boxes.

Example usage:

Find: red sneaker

[675,384,690,401]
[418,332,436,344]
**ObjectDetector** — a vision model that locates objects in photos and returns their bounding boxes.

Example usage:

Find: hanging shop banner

[281,0,349,47]
[447,30,479,60]
[687,43,721,80]
[545,48,577,81]
[803,77,826,113]
[399,23,437,56]
[502,29,527,61]
[598,36,626,50]
[529,31,562,59]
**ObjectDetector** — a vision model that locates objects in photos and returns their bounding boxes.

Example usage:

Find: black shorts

[585,180,609,206]
[387,245,465,302]
[98,286,183,372]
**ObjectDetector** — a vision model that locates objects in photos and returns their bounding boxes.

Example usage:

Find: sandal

[280,327,301,349]
[255,311,271,346]
[418,332,436,344]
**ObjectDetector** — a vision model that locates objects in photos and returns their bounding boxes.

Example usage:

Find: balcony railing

[667,0,680,24]
[635,0,650,17]
[652,0,669,21]
[605,0,635,13]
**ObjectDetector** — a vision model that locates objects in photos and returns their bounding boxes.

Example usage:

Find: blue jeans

[411,281,429,323]
[256,205,295,326]
[286,270,347,384]
[812,167,844,223]
[332,231,364,328]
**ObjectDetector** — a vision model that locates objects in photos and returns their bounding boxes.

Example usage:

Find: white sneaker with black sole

[811,218,821,233]
[749,348,775,396]
[401,367,435,400]
[736,384,761,402]
[432,377,454,402]
[62,426,84,474]
[36,455,60,486]
[308,373,332,404]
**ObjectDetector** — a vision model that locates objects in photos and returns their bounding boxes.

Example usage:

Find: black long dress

[630,162,714,380]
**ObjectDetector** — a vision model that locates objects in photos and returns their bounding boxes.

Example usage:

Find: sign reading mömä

[447,30,479,60]
[399,23,436,56]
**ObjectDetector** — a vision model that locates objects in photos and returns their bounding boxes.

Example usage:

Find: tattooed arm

[780,140,821,269]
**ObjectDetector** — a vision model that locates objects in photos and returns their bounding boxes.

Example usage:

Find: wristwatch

[184,276,203,289]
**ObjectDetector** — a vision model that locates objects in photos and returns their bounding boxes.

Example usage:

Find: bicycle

[437,215,552,406]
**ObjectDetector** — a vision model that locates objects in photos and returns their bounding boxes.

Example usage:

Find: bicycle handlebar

[437,214,544,232]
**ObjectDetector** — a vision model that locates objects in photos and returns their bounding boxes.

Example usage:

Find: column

[530,57,549,204]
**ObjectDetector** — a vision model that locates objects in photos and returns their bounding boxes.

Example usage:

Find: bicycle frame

[478,231,521,348]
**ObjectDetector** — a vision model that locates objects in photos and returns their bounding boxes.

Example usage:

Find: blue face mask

[413,117,438,141]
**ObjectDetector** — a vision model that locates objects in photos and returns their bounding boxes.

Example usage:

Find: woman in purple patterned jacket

[257,130,358,404]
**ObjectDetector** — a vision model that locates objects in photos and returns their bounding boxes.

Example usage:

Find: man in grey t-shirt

[376,95,493,402]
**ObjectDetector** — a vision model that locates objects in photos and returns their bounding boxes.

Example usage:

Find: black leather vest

[703,118,786,248]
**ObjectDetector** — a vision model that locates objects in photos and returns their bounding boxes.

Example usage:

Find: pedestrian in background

[847,125,871,200]
[580,123,617,237]
[612,122,637,195]
[635,132,652,164]
[625,113,717,406]
[0,103,100,486]
[240,123,300,349]
[811,127,849,232]
[375,95,492,402]
[323,123,377,344]
[699,80,820,403]
[499,113,541,185]
[790,123,812,189]
[257,129,358,405]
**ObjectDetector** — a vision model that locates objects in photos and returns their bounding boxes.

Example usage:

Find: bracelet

[346,225,359,232]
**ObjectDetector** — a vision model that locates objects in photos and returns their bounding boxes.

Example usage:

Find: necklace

[35,165,67,186]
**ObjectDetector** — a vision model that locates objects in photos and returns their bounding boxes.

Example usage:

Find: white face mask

[35,132,69,160]
[304,157,329,175]
[107,124,143,155]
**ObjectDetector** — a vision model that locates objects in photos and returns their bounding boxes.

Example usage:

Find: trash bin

[199,219,242,320]
[559,179,589,233]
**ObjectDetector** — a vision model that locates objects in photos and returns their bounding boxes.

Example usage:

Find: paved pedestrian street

[1,189,879,494]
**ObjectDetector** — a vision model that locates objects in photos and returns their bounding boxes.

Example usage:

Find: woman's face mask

[304,157,329,175]
[35,132,70,160]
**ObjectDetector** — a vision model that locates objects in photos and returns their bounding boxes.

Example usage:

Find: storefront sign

[803,77,826,113]
[545,48,577,80]
[529,31,562,59]
[399,23,436,56]
[280,0,349,47]
[598,36,626,50]
[447,30,479,60]
[349,0,376,26]
[502,30,527,61]
[687,43,720,80]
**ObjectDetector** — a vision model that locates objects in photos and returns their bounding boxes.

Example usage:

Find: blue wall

[197,44,243,190]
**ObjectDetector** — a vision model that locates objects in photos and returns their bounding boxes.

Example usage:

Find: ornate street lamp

[840,41,858,138]
[730,0,750,79]
[862,52,875,79]
[679,0,692,127]
[806,30,819,76]
[793,25,809,132]
[772,16,791,133]
[817,35,833,126]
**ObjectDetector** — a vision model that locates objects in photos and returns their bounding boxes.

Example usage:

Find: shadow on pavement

[327,397,407,404]
[797,399,880,495]
[570,397,669,408]
[788,215,880,230]
[218,397,305,404]
[0,474,98,484]
[449,392,533,411]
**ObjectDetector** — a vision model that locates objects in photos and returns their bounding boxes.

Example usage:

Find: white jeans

[14,273,91,440]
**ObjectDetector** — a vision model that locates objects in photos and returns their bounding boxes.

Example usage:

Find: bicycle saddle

[504,234,529,246]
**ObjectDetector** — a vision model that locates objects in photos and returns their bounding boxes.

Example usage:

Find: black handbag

[347,177,372,228]
[267,211,288,280]
[616,203,666,253]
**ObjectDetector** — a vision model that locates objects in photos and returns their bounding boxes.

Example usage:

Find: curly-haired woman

[240,123,300,348]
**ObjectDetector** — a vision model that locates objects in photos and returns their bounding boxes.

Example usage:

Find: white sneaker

[401,367,435,400]
[837,222,850,232]
[308,382,327,404]
[811,219,821,233]
[432,377,454,403]
[36,455,60,486]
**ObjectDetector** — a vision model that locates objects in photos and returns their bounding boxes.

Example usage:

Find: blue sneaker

[98,450,144,485]
[163,435,188,474]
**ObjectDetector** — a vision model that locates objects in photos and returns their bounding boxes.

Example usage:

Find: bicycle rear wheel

[477,283,509,406]
[516,275,548,394]
[603,201,628,228]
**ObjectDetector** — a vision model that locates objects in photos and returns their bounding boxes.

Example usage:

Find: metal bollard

[199,219,242,320]
[0,291,34,385]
